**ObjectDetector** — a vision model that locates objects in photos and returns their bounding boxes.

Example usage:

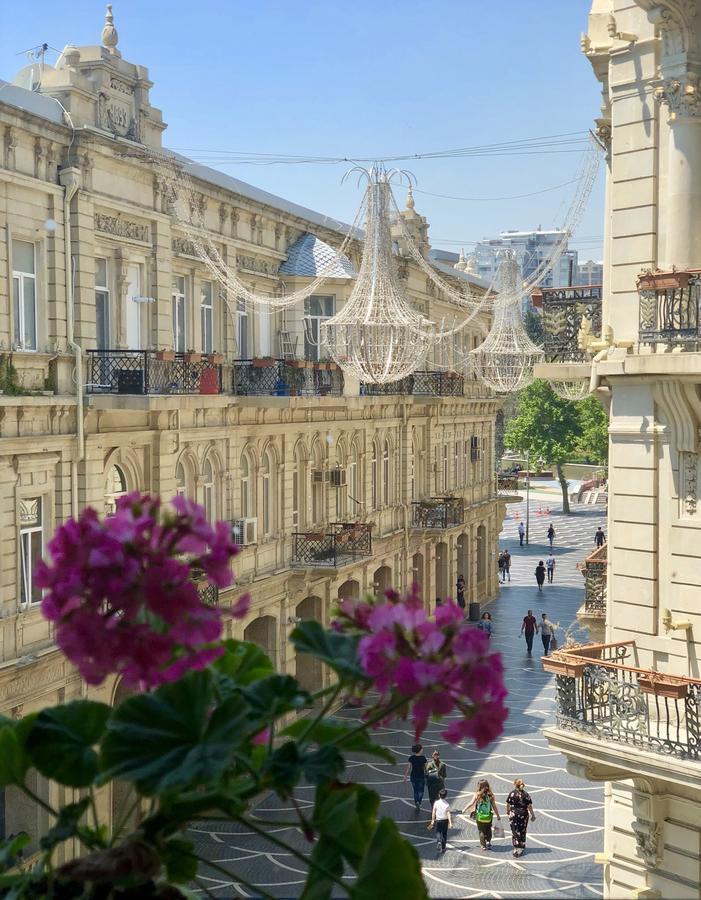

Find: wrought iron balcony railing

[291,522,372,568]
[86,350,223,395]
[545,640,701,761]
[360,371,464,397]
[195,579,219,607]
[581,543,606,616]
[232,359,343,397]
[412,497,464,529]
[497,474,520,494]
[534,285,602,363]
[638,270,701,347]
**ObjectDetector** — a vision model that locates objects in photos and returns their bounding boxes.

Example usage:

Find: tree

[504,380,580,513]
[576,395,609,466]
[523,306,545,346]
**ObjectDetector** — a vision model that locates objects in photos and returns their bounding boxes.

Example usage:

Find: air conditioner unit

[232,517,258,546]
[312,470,329,484]
[330,468,347,487]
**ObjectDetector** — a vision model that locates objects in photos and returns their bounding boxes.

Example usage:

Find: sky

[0,1,604,261]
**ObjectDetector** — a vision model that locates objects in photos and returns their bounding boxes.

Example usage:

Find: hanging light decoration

[320,165,434,384]
[469,251,544,393]
[551,380,590,401]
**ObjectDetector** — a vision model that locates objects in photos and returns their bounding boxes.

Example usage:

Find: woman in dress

[535,560,546,592]
[425,750,447,806]
[506,778,536,857]
[463,779,501,850]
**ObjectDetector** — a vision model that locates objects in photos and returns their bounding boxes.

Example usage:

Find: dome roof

[279,232,355,279]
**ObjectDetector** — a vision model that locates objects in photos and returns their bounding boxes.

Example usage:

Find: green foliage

[26,701,111,788]
[354,818,428,899]
[504,379,581,465]
[39,799,91,852]
[575,395,609,466]
[282,717,396,763]
[523,306,545,345]
[292,620,367,684]
[0,355,22,396]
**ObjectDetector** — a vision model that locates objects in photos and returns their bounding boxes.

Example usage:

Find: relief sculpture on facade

[95,212,150,243]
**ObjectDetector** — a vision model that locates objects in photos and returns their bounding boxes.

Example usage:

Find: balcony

[534,285,603,363]
[544,641,701,764]
[412,497,464,529]
[360,371,464,397]
[232,359,343,397]
[638,270,701,348]
[86,350,223,395]
[582,544,607,617]
[195,579,219,607]
[291,522,372,568]
[496,474,522,502]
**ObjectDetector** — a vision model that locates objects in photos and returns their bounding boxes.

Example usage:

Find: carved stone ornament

[236,254,273,275]
[172,236,197,256]
[654,73,701,118]
[101,4,120,55]
[682,449,699,514]
[95,213,150,243]
[632,818,663,868]
[595,118,612,153]
[638,0,697,60]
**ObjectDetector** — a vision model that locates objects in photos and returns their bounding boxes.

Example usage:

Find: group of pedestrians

[497,550,512,582]
[405,750,536,857]
[520,609,556,655]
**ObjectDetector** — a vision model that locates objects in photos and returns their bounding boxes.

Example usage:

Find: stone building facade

[537,2,701,897]
[0,11,500,853]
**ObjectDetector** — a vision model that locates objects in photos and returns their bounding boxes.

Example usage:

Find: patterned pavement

[191,498,607,898]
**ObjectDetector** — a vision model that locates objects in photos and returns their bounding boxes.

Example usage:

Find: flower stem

[20,784,58,819]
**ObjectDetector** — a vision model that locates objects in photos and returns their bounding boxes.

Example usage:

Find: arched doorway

[373,565,392,598]
[476,525,487,585]
[295,597,322,692]
[456,534,469,591]
[411,552,424,605]
[337,579,360,602]
[244,615,278,668]
[435,542,448,603]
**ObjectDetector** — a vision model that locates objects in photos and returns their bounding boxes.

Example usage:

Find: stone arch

[295,596,322,692]
[103,446,142,496]
[174,448,198,500]
[338,578,360,602]
[244,615,278,668]
[373,564,392,598]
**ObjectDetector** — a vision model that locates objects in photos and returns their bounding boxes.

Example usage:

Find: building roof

[278,232,355,278]
[0,80,66,125]
[428,250,489,289]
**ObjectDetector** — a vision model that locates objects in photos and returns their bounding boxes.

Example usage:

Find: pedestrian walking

[478,611,492,637]
[535,560,546,592]
[506,778,535,857]
[520,609,538,654]
[498,551,505,582]
[503,550,512,582]
[546,553,555,584]
[595,526,606,548]
[463,779,502,851]
[547,523,555,548]
[518,521,525,546]
[456,575,466,611]
[540,614,554,655]
[430,788,452,855]
[403,743,427,811]
[426,750,447,805]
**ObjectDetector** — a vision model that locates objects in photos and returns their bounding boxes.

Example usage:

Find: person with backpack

[547,523,555,548]
[402,743,427,811]
[545,553,555,584]
[429,788,452,855]
[506,778,535,857]
[463,779,502,851]
[426,750,447,806]
[535,560,546,592]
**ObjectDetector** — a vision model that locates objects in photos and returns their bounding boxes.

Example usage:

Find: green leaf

[262,741,300,795]
[282,718,395,763]
[242,675,311,719]
[100,670,250,795]
[312,782,379,869]
[215,639,274,685]
[353,818,428,900]
[302,746,345,786]
[25,701,110,788]
[0,832,30,869]
[0,725,29,787]
[291,622,367,684]
[300,835,344,900]
[161,837,198,883]
[39,797,91,852]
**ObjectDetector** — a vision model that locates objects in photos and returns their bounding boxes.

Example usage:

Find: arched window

[261,450,272,537]
[335,443,346,520]
[311,440,324,525]
[240,451,254,518]
[443,444,449,492]
[382,439,390,506]
[292,443,308,529]
[105,464,128,514]
[175,462,187,499]
[371,442,378,508]
[348,442,360,516]
[455,441,460,487]
[202,458,215,523]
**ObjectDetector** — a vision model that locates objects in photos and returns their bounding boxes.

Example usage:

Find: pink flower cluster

[334,586,507,748]
[35,493,247,688]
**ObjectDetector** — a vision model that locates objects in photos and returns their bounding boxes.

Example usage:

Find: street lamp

[525,449,530,545]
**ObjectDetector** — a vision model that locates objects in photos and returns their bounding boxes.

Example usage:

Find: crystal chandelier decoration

[320,166,435,383]
[551,380,590,401]
[469,251,544,393]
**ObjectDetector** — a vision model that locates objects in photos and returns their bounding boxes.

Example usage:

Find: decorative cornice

[654,72,701,117]
[638,0,697,59]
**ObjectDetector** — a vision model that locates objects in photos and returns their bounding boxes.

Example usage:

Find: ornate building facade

[0,11,501,854]
[537,2,701,896]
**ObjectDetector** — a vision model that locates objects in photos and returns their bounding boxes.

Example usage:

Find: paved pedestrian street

[191,500,607,898]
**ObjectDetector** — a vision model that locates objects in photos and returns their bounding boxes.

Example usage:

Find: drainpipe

[59,167,83,519]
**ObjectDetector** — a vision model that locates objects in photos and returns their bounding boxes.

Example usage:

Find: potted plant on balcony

[638,671,689,699]
[155,349,176,362]
[252,356,276,368]
[637,269,691,292]
[283,363,305,395]
[183,350,202,364]
[541,650,589,678]
[204,351,225,365]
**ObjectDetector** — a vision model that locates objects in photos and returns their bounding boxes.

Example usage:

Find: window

[200,281,214,353]
[172,276,187,352]
[19,498,42,606]
[175,462,187,498]
[410,441,415,501]
[304,295,335,361]
[371,443,378,508]
[335,448,346,519]
[236,299,249,358]
[455,441,460,487]
[382,440,390,506]
[470,436,480,463]
[240,453,251,518]
[464,440,469,485]
[95,258,110,350]
[261,452,271,537]
[12,241,37,350]
[349,449,359,513]
[203,459,215,523]
[442,445,449,492]
[105,464,127,514]
[292,460,299,528]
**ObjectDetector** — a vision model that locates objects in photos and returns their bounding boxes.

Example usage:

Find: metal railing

[196,580,219,607]
[581,543,607,616]
[232,359,343,396]
[291,522,372,567]
[547,641,701,761]
[86,350,223,395]
[360,371,464,397]
[497,474,520,494]
[536,285,602,363]
[638,271,701,347]
[411,497,464,529]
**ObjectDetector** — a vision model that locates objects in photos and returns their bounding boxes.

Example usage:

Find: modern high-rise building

[470,229,579,288]
[574,258,604,286]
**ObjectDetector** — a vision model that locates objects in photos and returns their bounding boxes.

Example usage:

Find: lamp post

[525,448,530,545]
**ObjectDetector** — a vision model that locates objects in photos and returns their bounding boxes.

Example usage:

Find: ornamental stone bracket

[632,818,664,868]
[637,1,697,64]
[653,72,701,118]
[654,382,701,514]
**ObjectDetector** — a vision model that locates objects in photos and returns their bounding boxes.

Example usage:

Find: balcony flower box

[638,673,688,699]
[183,352,202,364]
[156,349,176,362]
[542,654,589,678]
[252,357,276,368]
[205,352,224,365]
[637,271,691,292]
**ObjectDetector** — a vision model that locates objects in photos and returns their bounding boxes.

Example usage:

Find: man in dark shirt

[403,743,428,811]
[594,527,606,548]
[520,610,538,654]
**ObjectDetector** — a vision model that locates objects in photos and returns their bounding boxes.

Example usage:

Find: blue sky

[1,1,604,259]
